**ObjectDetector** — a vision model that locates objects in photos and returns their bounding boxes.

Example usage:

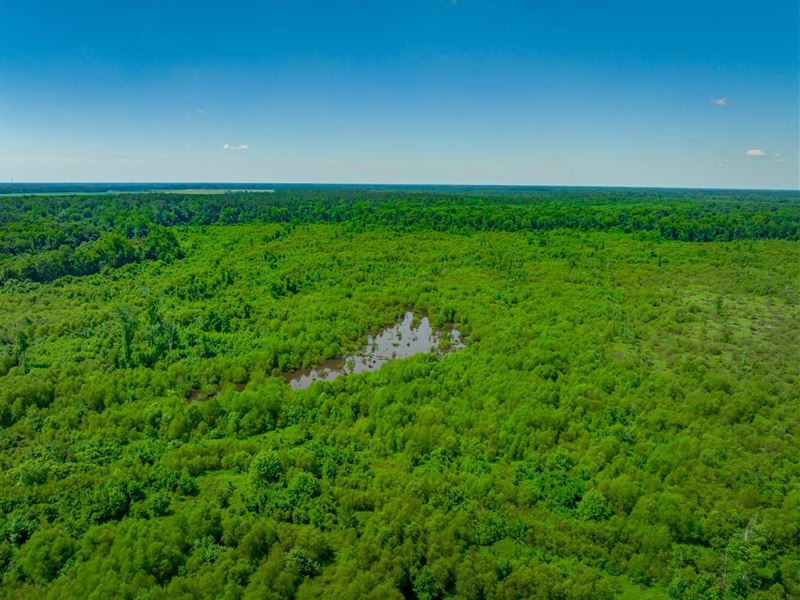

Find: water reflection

[284,312,464,390]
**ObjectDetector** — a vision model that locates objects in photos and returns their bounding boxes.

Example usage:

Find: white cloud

[223,144,249,151]
[194,108,206,114]
[711,97,728,106]
[746,149,766,157]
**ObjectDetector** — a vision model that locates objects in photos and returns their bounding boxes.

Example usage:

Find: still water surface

[284,312,464,390]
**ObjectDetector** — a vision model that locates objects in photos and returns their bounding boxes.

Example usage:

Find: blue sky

[0,0,797,188]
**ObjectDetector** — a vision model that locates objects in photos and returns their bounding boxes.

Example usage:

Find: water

[284,312,464,390]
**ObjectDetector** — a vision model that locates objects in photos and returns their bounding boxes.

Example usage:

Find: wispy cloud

[223,144,249,151]
[194,108,206,114]
[710,97,728,106]
[746,149,766,157]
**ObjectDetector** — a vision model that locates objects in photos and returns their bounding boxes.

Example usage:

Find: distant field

[1,182,798,197]
[0,188,274,196]
[159,188,274,194]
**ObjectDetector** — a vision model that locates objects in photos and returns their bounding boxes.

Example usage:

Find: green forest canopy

[0,189,798,599]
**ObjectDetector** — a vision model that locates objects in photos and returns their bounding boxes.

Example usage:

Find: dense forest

[0,189,798,599]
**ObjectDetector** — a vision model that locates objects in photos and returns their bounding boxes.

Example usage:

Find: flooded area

[284,312,464,390]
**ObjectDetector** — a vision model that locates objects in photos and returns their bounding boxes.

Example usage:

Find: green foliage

[0,189,798,598]
[17,526,75,583]
[250,450,284,487]
[0,227,182,285]
[576,490,612,521]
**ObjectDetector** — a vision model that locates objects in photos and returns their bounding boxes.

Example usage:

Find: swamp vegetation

[0,188,798,599]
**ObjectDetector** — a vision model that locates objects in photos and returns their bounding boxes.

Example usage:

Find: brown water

[284,312,464,390]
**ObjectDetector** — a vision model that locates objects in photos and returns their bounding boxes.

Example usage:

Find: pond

[283,312,464,390]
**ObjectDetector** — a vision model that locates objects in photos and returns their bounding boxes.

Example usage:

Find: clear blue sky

[1,0,798,188]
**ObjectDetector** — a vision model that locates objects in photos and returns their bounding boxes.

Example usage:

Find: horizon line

[2,181,798,193]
